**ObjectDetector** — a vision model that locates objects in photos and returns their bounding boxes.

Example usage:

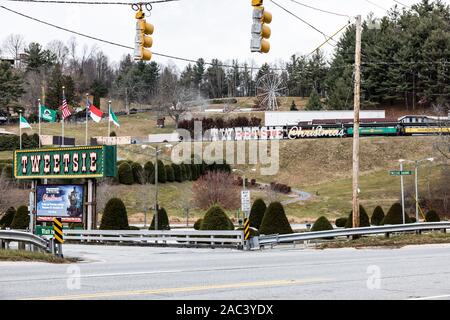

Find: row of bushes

[0,206,29,229]
[270,182,292,194]
[116,160,231,185]
[0,133,39,151]
[177,116,262,133]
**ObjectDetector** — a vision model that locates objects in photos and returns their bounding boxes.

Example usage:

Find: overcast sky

[0,0,421,70]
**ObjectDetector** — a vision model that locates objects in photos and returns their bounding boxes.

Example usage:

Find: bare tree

[46,40,69,67]
[192,171,240,210]
[431,101,450,160]
[0,172,27,214]
[3,34,25,65]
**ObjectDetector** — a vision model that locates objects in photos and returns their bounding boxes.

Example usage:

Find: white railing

[0,230,50,252]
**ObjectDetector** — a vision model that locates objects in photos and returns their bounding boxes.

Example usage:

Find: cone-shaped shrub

[371,206,385,226]
[156,160,167,183]
[335,217,347,228]
[345,205,370,228]
[131,162,144,184]
[184,164,192,181]
[200,205,234,231]
[0,207,16,228]
[410,216,417,223]
[149,207,170,230]
[190,164,199,181]
[100,198,129,230]
[259,202,293,235]
[172,163,183,182]
[248,198,266,229]
[194,218,203,230]
[118,162,134,185]
[165,165,175,182]
[144,161,154,183]
[10,205,29,229]
[425,210,440,222]
[381,203,411,225]
[180,164,187,181]
[311,216,333,232]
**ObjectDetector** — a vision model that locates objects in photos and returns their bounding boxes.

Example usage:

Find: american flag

[60,97,71,120]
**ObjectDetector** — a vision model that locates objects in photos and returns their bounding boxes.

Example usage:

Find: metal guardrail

[0,230,50,252]
[64,229,245,249]
[254,222,450,249]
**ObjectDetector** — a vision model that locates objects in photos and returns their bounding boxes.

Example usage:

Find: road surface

[1,243,450,300]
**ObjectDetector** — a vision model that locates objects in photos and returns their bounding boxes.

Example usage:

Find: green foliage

[335,217,348,228]
[194,218,203,230]
[144,161,154,184]
[172,163,183,182]
[110,131,117,137]
[0,61,24,114]
[371,206,385,226]
[259,202,293,235]
[0,207,16,228]
[425,210,440,222]
[100,198,129,230]
[149,207,170,230]
[290,100,298,111]
[91,79,108,109]
[156,160,166,183]
[311,216,333,232]
[118,162,134,185]
[190,164,199,181]
[24,42,56,72]
[46,64,77,111]
[305,89,323,110]
[131,162,144,184]
[10,205,29,230]
[183,163,192,181]
[381,203,411,225]
[248,198,267,230]
[200,205,234,231]
[345,205,370,228]
[165,165,175,182]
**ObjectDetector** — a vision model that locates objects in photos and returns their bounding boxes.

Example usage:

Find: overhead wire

[287,0,351,18]
[1,0,177,4]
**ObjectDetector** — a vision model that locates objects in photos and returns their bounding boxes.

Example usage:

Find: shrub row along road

[1,244,450,300]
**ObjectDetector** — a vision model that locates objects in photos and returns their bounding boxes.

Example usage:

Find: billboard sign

[36,184,84,222]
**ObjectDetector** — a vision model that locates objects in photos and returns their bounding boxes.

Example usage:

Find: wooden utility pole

[352,15,362,229]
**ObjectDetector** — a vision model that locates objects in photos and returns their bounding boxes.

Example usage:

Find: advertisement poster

[36,184,84,222]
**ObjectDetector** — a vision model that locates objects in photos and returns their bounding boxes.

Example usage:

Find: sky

[0,0,423,71]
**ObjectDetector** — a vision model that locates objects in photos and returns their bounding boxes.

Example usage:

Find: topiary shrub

[248,198,266,230]
[165,165,175,182]
[183,164,192,181]
[194,218,203,230]
[236,226,260,238]
[144,161,154,183]
[10,205,29,230]
[156,160,167,183]
[131,162,144,184]
[335,217,347,228]
[149,207,170,230]
[180,164,188,181]
[345,205,370,228]
[172,163,183,182]
[425,210,440,222]
[371,206,385,226]
[190,164,199,181]
[409,216,417,223]
[0,207,16,228]
[381,203,411,225]
[118,162,134,185]
[200,205,234,231]
[259,202,293,235]
[100,198,129,230]
[311,216,333,232]
[110,131,117,137]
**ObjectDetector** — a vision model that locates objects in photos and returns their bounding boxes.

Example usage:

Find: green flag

[19,114,31,129]
[109,106,120,127]
[39,105,57,122]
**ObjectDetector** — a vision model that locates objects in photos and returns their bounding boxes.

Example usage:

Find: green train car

[346,126,399,136]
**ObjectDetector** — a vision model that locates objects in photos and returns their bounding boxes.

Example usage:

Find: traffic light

[134,8,154,61]
[250,0,272,53]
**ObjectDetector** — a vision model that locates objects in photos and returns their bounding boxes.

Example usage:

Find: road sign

[389,170,413,176]
[241,190,251,214]
[244,218,250,241]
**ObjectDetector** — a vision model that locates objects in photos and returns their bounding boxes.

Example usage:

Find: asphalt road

[1,243,450,300]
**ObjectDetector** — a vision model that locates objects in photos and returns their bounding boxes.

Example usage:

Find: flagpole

[62,86,65,147]
[108,100,111,137]
[85,93,89,146]
[38,99,41,148]
[19,112,22,150]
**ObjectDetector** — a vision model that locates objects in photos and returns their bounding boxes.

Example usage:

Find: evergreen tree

[305,89,323,110]
[259,202,293,235]
[149,207,170,230]
[100,198,129,230]
[0,61,24,116]
[248,198,266,230]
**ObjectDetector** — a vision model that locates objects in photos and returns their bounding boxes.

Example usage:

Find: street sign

[389,170,413,176]
[241,190,251,214]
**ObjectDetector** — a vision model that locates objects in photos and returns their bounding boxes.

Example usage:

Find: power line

[0,5,287,71]
[287,0,351,18]
[2,0,177,5]
[363,0,388,12]
[269,0,337,45]
[307,22,351,57]
[392,0,411,9]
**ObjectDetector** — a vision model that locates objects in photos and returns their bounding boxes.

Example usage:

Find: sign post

[389,168,412,224]
[52,217,64,257]
[241,190,251,249]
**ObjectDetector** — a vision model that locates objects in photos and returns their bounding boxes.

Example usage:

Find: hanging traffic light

[134,8,154,61]
[250,0,272,53]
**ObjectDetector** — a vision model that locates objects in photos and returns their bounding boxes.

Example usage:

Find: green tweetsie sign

[14,146,117,179]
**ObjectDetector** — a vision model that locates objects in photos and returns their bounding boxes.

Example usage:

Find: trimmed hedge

[172,163,183,182]
[425,210,440,222]
[200,205,234,231]
[190,164,199,181]
[194,218,203,230]
[345,205,370,228]
[335,217,347,228]
[311,216,333,232]
[131,162,144,184]
[165,165,175,182]
[150,207,170,230]
[0,207,16,228]
[156,160,167,183]
[381,203,411,225]
[183,164,192,181]
[259,202,293,235]
[10,205,29,229]
[371,206,385,226]
[100,198,129,230]
[118,162,134,185]
[248,198,267,230]
[144,161,155,184]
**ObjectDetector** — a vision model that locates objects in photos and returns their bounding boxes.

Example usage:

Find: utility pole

[352,15,362,229]
[154,146,159,230]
